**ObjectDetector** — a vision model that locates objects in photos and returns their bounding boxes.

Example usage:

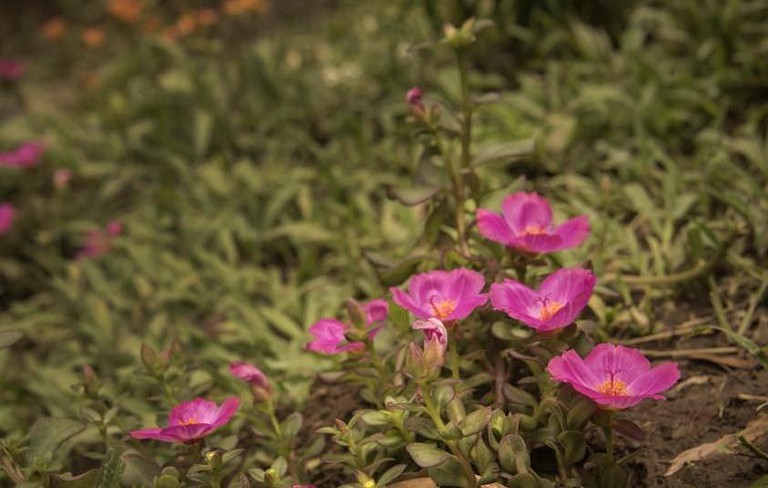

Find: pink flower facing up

[0,141,45,168]
[548,344,680,409]
[490,267,596,332]
[391,268,488,323]
[0,60,24,80]
[306,299,389,354]
[130,397,240,443]
[0,203,16,235]
[476,192,590,254]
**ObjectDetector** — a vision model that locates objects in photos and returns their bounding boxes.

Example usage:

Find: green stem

[457,48,474,175]
[420,383,476,487]
[604,415,615,463]
[448,327,461,380]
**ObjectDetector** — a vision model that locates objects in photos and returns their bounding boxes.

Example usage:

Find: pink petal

[230,362,269,388]
[307,318,349,354]
[508,233,563,253]
[547,350,602,391]
[540,268,596,303]
[583,344,651,385]
[363,299,389,324]
[391,287,431,319]
[129,427,166,440]
[0,204,16,234]
[490,280,545,326]
[476,209,513,245]
[627,362,680,397]
[155,423,214,442]
[210,397,240,428]
[552,215,590,250]
[169,398,217,426]
[501,192,553,234]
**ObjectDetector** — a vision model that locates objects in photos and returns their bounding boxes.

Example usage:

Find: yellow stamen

[179,417,199,426]
[431,299,457,320]
[521,225,547,236]
[596,379,628,397]
[539,300,564,321]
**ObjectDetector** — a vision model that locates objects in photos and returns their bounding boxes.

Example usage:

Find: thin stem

[457,48,473,175]
[604,419,615,463]
[448,327,461,380]
[420,383,476,487]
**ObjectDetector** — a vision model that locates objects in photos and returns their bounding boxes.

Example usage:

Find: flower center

[178,417,199,426]
[596,378,628,397]
[538,299,564,321]
[429,297,457,320]
[521,225,547,236]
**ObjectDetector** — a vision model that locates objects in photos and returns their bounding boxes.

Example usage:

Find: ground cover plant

[0,0,767,486]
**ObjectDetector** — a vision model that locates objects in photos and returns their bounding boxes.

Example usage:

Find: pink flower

[307,318,363,354]
[106,220,123,236]
[306,299,388,354]
[490,267,595,332]
[130,397,239,443]
[412,317,447,348]
[391,268,487,322]
[476,192,590,253]
[53,168,72,189]
[406,87,423,107]
[229,361,270,391]
[548,344,680,409]
[0,141,45,168]
[0,204,16,235]
[0,60,24,80]
[77,221,122,259]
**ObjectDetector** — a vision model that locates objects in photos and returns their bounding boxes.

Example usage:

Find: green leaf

[406,442,454,468]
[280,412,303,438]
[427,457,470,487]
[498,434,530,475]
[473,140,535,167]
[377,463,407,486]
[460,407,491,436]
[120,452,160,486]
[50,470,101,488]
[557,430,587,465]
[26,418,85,468]
[0,330,22,349]
[386,185,442,206]
[97,449,125,488]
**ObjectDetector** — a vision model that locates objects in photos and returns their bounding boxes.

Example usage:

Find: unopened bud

[82,364,100,398]
[204,448,222,469]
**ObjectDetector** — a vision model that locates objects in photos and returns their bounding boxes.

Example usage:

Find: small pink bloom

[490,267,595,332]
[391,268,487,322]
[406,87,423,107]
[476,192,589,253]
[229,361,270,391]
[548,344,680,409]
[0,141,45,168]
[306,318,363,355]
[0,204,16,234]
[130,397,239,443]
[0,60,24,80]
[307,298,388,354]
[53,168,72,189]
[412,317,447,348]
[106,220,123,236]
[77,221,122,259]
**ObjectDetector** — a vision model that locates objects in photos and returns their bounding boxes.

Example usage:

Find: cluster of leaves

[0,0,766,486]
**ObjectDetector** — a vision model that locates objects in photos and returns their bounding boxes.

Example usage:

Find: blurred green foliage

[0,0,766,484]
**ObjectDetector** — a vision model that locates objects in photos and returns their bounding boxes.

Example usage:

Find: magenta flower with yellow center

[130,397,239,443]
[476,192,589,253]
[547,344,680,409]
[490,267,595,332]
[391,268,487,322]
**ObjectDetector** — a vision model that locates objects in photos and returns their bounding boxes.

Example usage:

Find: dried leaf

[666,414,768,476]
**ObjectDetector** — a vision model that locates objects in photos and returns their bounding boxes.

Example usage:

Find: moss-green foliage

[0,0,766,483]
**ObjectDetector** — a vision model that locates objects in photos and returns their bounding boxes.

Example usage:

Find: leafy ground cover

[0,0,767,486]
